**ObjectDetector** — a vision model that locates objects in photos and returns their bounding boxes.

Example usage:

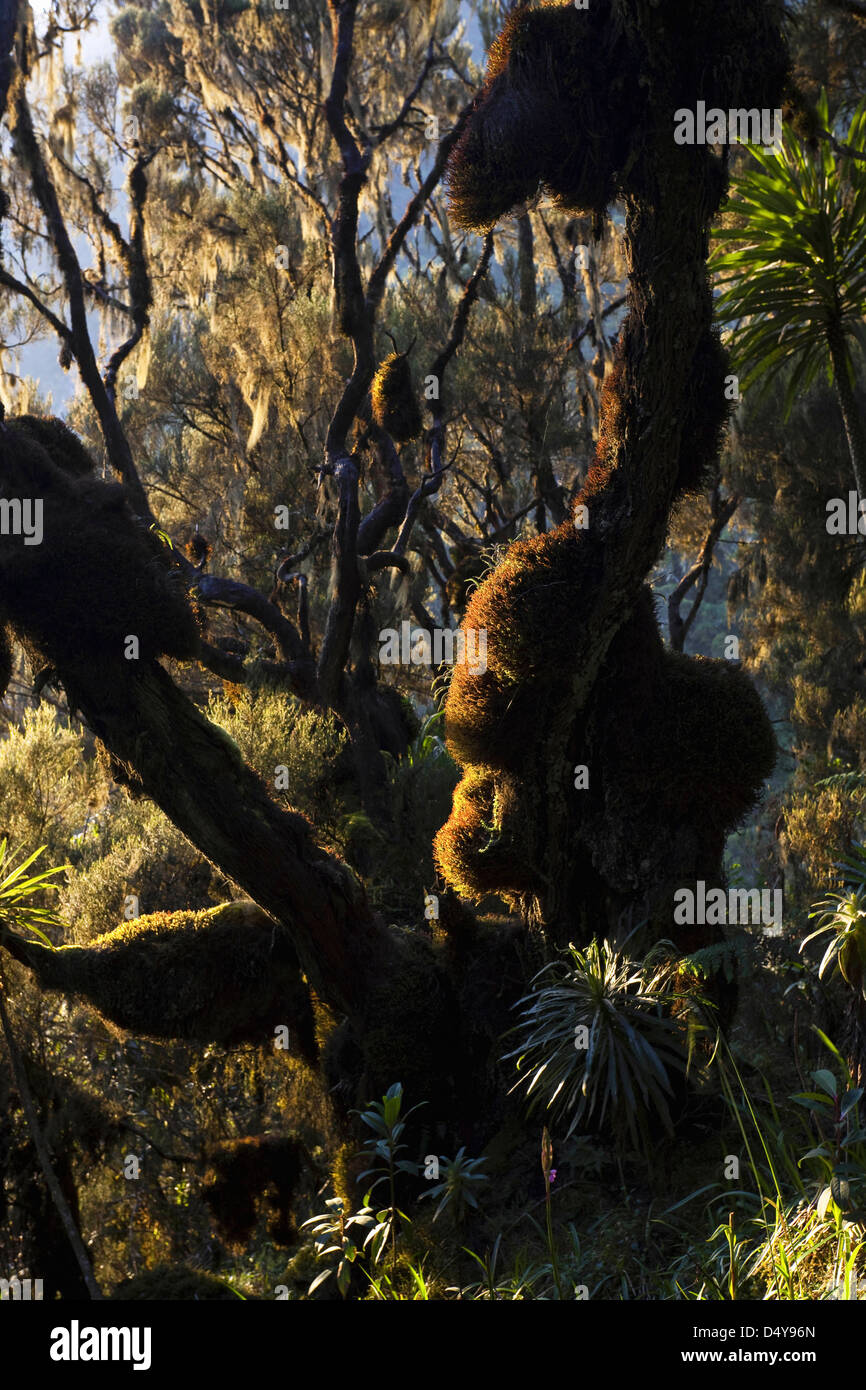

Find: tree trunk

[434,0,780,974]
[827,323,866,500]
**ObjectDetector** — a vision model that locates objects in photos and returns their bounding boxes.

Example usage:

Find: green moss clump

[331,1139,368,1213]
[8,900,319,1053]
[573,595,778,927]
[656,652,779,831]
[6,415,96,477]
[371,352,422,443]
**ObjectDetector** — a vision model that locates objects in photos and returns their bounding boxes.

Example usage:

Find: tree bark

[827,322,866,501]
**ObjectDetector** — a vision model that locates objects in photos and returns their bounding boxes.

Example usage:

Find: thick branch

[195,573,307,662]
[317,453,362,703]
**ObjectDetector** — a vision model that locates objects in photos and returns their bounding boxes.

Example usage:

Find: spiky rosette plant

[502,937,693,1155]
[802,843,866,996]
[0,839,66,947]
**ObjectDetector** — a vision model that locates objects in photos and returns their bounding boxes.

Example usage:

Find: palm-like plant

[502,938,691,1156]
[712,93,866,494]
[0,838,66,947]
[0,842,102,1297]
[802,845,866,1087]
[802,843,866,997]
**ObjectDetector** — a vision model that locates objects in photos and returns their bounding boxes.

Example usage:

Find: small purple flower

[548,1169,557,1184]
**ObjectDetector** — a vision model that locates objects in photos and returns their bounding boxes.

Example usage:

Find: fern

[815,771,866,798]
[680,936,751,986]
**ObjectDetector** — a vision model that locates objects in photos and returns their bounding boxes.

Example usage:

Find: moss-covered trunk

[435,0,783,961]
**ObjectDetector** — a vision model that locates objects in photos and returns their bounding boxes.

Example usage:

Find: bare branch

[6,37,152,518]
[668,489,740,653]
[373,38,436,145]
[195,640,317,698]
[365,100,474,322]
[0,265,70,340]
[363,550,410,575]
[195,573,307,663]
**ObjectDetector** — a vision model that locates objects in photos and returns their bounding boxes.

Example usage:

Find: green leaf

[813,1069,839,1099]
[791,1092,833,1112]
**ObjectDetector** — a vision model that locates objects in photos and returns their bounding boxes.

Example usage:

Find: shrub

[0,705,105,868]
[59,795,215,943]
[207,688,354,835]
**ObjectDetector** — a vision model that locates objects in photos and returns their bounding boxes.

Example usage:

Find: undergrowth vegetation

[2,702,866,1300]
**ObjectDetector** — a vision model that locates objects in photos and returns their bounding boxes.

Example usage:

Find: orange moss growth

[371,352,422,443]
[443,662,513,768]
[434,766,539,904]
[593,357,628,480]
[459,524,591,684]
[433,4,786,946]
[446,2,635,233]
